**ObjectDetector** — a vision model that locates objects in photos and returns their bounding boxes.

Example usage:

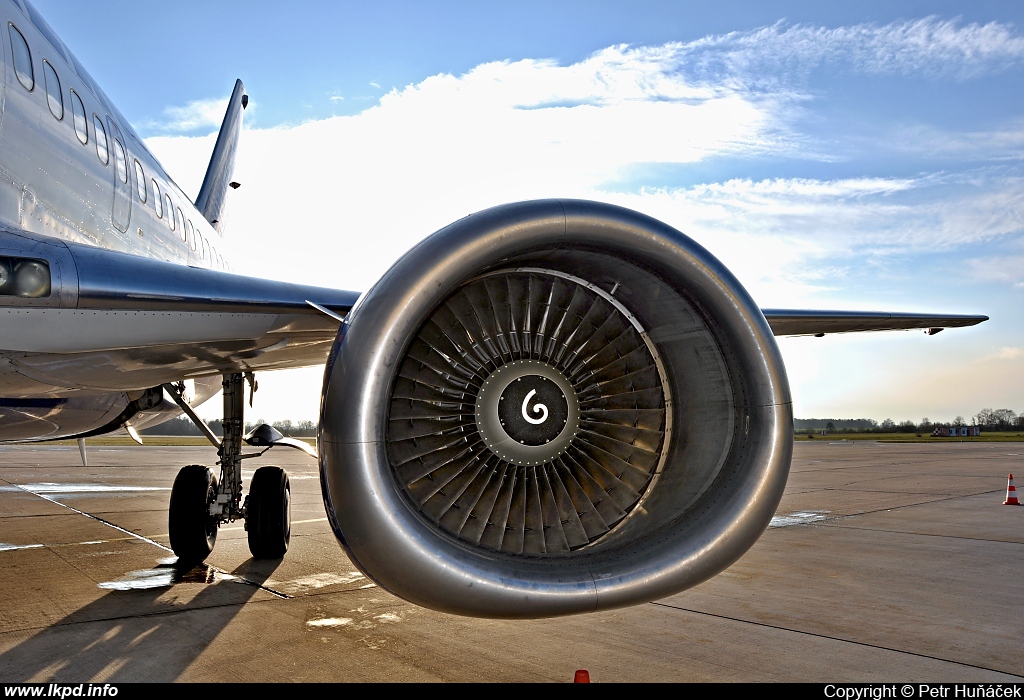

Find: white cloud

[977,347,1024,362]
[144,37,1024,307]
[885,121,1024,161]
[968,253,1024,288]
[143,98,230,134]
[141,20,1023,421]
[682,17,1024,83]
[636,172,1024,256]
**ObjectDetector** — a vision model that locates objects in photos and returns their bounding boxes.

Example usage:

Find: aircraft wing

[761,309,989,336]
[64,236,358,316]
[0,230,359,396]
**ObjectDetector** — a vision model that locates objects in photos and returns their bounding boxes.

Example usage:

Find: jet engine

[319,199,793,618]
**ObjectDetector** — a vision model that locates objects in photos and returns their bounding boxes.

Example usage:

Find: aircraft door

[106,118,132,233]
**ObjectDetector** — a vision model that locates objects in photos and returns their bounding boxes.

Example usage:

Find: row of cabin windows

[12,26,113,182]
[8,22,225,270]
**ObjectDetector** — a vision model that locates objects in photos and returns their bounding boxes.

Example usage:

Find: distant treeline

[796,408,1024,434]
[795,418,880,431]
[141,416,317,437]
[144,408,1024,439]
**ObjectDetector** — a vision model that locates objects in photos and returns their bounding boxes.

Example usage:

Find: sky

[28,0,1024,425]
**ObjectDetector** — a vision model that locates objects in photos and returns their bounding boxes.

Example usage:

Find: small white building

[932,425,981,437]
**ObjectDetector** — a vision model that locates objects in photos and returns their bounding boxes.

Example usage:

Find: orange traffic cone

[573,669,591,683]
[1004,474,1020,506]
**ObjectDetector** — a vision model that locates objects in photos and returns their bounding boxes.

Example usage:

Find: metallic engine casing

[319,199,793,618]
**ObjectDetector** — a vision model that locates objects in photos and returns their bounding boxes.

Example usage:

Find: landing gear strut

[164,372,292,563]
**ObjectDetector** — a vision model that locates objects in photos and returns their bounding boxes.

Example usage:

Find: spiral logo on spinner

[521,390,549,425]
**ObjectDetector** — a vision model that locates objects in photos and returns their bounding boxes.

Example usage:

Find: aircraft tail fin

[195,79,247,233]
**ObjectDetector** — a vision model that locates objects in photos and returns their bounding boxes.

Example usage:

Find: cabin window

[70,90,87,143]
[180,209,189,245]
[134,161,146,202]
[112,139,127,184]
[42,61,62,119]
[166,197,175,230]
[201,236,208,261]
[93,116,108,164]
[9,24,33,91]
[152,180,163,217]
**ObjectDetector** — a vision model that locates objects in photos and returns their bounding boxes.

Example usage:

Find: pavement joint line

[222,573,291,599]
[0,536,139,550]
[767,490,1005,525]
[267,582,379,600]
[649,602,1024,679]
[766,490,1007,531]
[0,577,388,635]
[219,516,328,533]
[815,489,1007,520]
[4,484,291,599]
[7,484,172,553]
[0,595,290,635]
[0,509,170,520]
[786,489,996,498]
[825,524,1024,546]
[797,456,1018,473]
[44,539,110,593]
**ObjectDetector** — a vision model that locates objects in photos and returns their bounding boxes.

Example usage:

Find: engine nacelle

[319,199,792,618]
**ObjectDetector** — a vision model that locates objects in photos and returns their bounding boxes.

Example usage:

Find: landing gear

[168,465,218,563]
[246,466,291,558]
[165,372,299,563]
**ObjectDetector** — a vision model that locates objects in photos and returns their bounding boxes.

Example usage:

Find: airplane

[0,0,987,618]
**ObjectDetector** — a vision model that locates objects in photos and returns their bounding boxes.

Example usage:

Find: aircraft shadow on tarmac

[0,557,283,682]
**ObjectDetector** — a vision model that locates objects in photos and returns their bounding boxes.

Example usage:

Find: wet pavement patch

[307,617,353,628]
[769,510,830,528]
[268,571,366,594]
[98,561,239,591]
[306,610,408,630]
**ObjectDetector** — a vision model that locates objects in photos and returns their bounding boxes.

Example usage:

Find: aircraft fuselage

[0,0,356,441]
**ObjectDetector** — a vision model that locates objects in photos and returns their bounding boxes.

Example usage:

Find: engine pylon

[1004,474,1021,506]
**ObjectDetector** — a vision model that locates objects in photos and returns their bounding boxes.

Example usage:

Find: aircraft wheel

[169,465,218,563]
[247,466,290,559]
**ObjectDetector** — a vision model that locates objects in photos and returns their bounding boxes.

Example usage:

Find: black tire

[168,465,218,563]
[247,466,290,559]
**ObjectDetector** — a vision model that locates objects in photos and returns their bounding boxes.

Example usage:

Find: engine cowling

[319,199,792,618]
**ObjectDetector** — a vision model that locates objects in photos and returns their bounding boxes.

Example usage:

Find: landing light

[0,257,50,297]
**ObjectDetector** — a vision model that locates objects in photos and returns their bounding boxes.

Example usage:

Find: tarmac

[0,440,1021,682]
